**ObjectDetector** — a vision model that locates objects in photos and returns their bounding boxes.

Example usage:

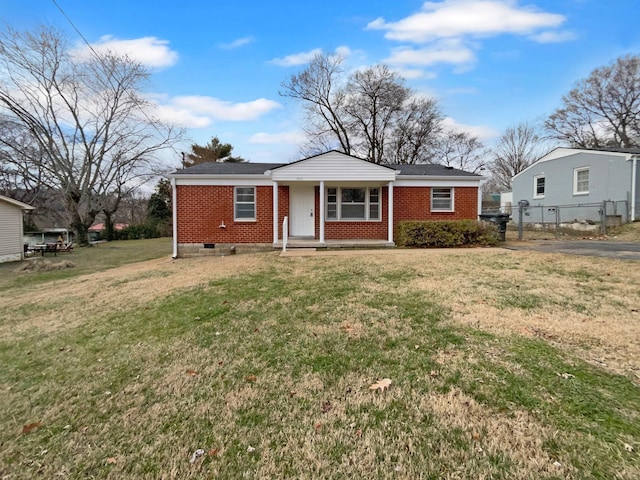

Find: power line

[50,0,174,139]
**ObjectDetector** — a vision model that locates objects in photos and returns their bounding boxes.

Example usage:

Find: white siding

[270,152,397,182]
[0,200,24,263]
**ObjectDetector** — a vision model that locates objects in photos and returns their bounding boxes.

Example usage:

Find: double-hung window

[234,186,255,220]
[573,167,589,195]
[533,175,545,198]
[326,187,380,221]
[431,188,453,211]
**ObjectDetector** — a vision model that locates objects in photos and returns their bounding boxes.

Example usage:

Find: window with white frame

[533,175,545,198]
[431,187,453,211]
[326,187,380,221]
[573,167,589,195]
[234,186,255,220]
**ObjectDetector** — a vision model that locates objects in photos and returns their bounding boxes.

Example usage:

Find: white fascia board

[0,195,35,210]
[394,176,481,187]
[174,175,273,186]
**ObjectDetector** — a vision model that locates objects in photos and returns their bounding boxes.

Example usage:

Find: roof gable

[270,151,397,181]
[513,146,639,180]
[0,194,34,210]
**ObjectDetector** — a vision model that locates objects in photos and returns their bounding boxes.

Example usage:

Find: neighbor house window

[431,188,453,211]
[573,167,589,195]
[325,187,381,221]
[234,186,255,220]
[534,175,545,198]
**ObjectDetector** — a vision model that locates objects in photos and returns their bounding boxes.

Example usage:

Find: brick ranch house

[169,151,482,257]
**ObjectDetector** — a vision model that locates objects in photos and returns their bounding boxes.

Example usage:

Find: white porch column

[273,181,279,244]
[319,181,325,243]
[387,181,394,243]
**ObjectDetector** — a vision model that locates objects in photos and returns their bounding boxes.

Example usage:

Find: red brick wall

[176,185,286,244]
[176,184,478,243]
[392,186,478,233]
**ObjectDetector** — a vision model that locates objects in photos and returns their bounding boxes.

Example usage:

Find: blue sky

[3,0,639,166]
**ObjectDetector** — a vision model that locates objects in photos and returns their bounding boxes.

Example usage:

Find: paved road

[506,241,640,260]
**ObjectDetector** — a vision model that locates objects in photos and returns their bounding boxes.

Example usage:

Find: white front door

[290,185,315,237]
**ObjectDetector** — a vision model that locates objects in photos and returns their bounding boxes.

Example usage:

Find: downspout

[171,177,178,259]
[632,155,638,221]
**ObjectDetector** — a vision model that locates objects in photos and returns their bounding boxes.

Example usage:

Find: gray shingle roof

[172,162,283,175]
[385,164,481,177]
[172,161,480,177]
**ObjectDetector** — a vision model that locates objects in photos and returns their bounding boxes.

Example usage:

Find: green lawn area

[0,246,638,479]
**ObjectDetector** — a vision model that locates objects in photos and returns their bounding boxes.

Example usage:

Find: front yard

[0,242,638,478]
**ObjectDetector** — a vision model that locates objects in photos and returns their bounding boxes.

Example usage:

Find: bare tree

[343,65,408,164]
[389,97,442,164]
[0,26,182,244]
[280,53,442,164]
[280,52,353,155]
[490,122,548,191]
[545,54,640,148]
[432,129,487,173]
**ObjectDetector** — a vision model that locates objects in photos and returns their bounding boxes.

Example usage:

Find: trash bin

[479,213,511,242]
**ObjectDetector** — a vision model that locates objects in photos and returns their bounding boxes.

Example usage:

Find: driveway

[506,240,640,260]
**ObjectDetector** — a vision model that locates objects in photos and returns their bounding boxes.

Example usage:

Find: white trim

[234,186,256,221]
[319,181,325,243]
[533,174,545,199]
[272,181,279,244]
[171,178,178,258]
[388,181,394,243]
[431,187,454,212]
[175,177,272,186]
[0,194,35,210]
[394,178,479,187]
[573,167,590,195]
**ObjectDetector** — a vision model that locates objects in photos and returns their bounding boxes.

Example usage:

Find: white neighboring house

[0,195,35,263]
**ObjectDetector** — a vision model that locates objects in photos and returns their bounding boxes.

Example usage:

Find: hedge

[395,220,499,248]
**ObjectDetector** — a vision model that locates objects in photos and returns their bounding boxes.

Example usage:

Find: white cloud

[385,40,476,68]
[529,30,577,43]
[249,131,306,145]
[442,117,500,139]
[72,35,178,68]
[269,46,352,67]
[269,48,323,67]
[148,94,282,128]
[367,0,566,42]
[220,36,254,49]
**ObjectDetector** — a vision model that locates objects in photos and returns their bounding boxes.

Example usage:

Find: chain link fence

[503,200,630,240]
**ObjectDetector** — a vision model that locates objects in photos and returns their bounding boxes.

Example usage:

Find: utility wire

[50,0,173,138]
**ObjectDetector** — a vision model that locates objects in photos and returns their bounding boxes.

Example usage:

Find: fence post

[600,201,606,235]
[555,207,560,239]
[518,204,524,240]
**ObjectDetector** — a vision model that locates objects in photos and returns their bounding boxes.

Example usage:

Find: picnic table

[29,244,59,256]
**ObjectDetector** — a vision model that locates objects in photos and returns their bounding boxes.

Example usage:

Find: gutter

[171,177,178,259]
[632,155,638,221]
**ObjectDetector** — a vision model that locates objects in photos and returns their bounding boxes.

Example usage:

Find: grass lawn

[0,246,638,479]
[0,238,172,292]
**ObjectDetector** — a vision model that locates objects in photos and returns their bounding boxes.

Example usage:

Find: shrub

[396,220,499,248]
[115,223,160,240]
